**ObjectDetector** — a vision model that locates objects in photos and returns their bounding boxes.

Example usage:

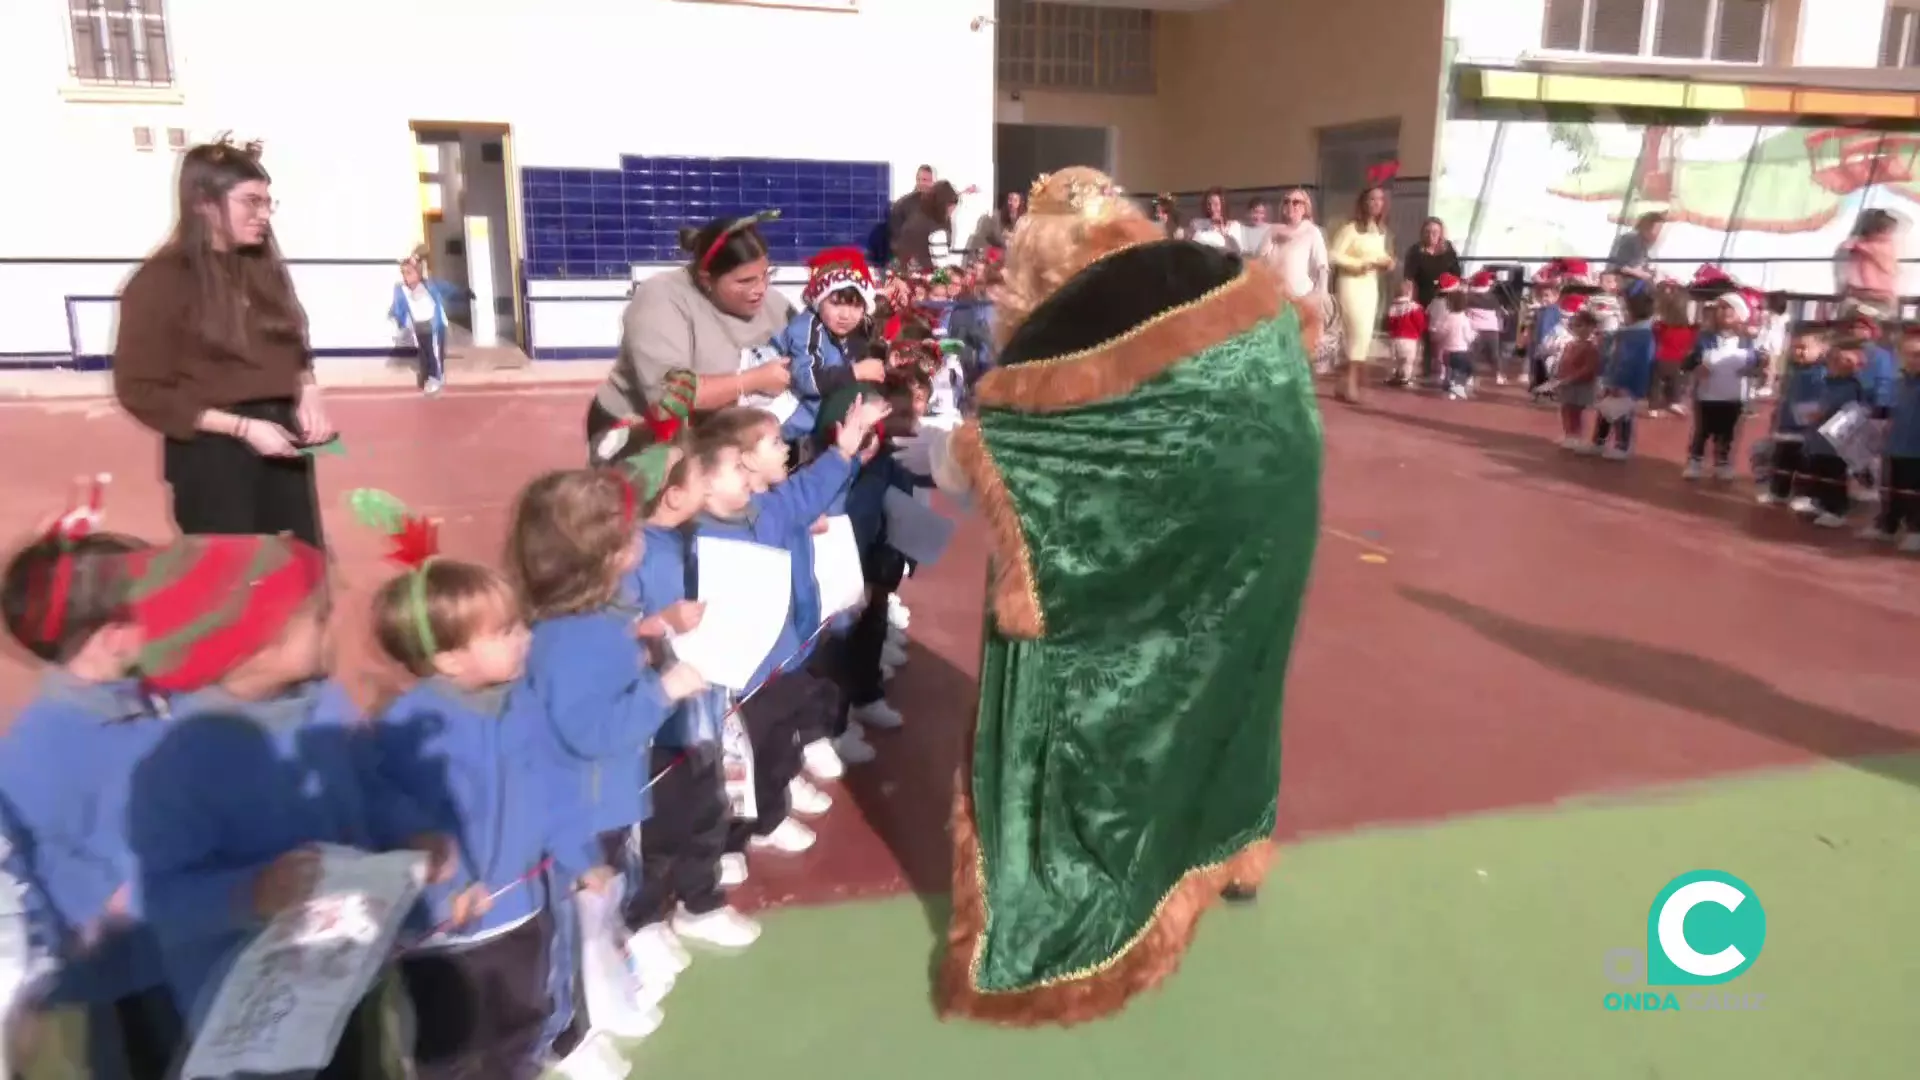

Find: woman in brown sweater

[112,140,333,549]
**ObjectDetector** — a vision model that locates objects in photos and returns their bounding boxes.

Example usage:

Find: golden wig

[994,167,1161,348]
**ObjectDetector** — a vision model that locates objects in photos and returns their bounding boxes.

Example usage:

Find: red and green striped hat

[125,534,327,692]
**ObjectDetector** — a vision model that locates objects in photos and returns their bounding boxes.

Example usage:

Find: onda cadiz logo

[1602,871,1768,1013]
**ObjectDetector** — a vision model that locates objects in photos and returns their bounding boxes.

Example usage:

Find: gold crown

[1028,171,1124,216]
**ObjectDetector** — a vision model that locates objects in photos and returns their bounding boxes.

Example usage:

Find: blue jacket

[1772,363,1828,436]
[389,278,461,344]
[622,524,725,750]
[1863,343,1898,409]
[1528,304,1565,359]
[773,310,862,443]
[846,452,927,559]
[694,449,855,690]
[526,610,674,841]
[367,679,576,940]
[1889,372,1920,458]
[128,680,426,1021]
[1604,321,1656,399]
[0,673,170,1005]
[1803,373,1870,457]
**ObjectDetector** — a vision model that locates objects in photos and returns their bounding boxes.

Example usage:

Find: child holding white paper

[691,399,887,857]
[508,470,709,1037]
[1792,341,1871,527]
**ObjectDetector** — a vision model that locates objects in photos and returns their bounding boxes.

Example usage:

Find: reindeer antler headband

[32,475,110,644]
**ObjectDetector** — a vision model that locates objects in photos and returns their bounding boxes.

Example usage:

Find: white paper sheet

[883,487,955,566]
[183,847,425,1080]
[738,345,798,421]
[1819,402,1885,475]
[574,884,656,1040]
[670,538,792,691]
[811,515,864,619]
[1596,395,1636,422]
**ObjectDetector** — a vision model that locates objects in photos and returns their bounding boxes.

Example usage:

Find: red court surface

[1,380,1916,911]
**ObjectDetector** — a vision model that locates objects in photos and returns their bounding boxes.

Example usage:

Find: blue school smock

[0,673,170,1005]
[1604,321,1656,399]
[128,679,428,1020]
[693,449,854,692]
[773,310,862,444]
[1772,363,1828,437]
[525,611,674,845]
[1803,373,1870,458]
[367,679,580,940]
[1888,372,1920,459]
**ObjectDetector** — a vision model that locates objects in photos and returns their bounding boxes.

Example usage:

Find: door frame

[407,120,524,349]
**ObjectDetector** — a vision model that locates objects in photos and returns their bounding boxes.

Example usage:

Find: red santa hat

[801,247,876,313]
[1469,269,1496,290]
[1436,273,1463,293]
[1550,257,1592,284]
[1692,263,1737,292]
[1558,293,1588,313]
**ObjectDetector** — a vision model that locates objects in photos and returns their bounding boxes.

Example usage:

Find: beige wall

[1003,0,1447,194]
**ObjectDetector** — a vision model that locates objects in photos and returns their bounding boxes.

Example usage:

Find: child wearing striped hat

[0,479,180,1079]
[121,533,460,1074]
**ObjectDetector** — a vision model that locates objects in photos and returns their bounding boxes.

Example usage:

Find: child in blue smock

[509,468,708,1036]
[774,247,882,445]
[690,401,886,859]
[0,514,179,1080]
[365,554,591,1076]
[122,534,458,1074]
[389,258,463,397]
[1794,340,1871,527]
[1878,339,1920,551]
[1593,291,1657,459]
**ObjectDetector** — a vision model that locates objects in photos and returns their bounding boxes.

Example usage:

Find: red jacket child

[1652,321,1697,365]
[1385,299,1427,342]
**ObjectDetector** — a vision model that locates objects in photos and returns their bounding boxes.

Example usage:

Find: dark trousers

[1800,453,1851,516]
[316,972,411,1080]
[724,677,821,850]
[1768,440,1804,500]
[1649,361,1685,411]
[82,986,182,1080]
[1592,410,1636,452]
[163,398,323,549]
[1880,457,1920,533]
[401,911,552,1080]
[583,398,623,465]
[845,547,906,709]
[631,746,730,926]
[1687,400,1744,464]
[1444,350,1473,388]
[414,322,445,386]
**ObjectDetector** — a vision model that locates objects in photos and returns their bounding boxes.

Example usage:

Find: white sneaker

[1682,460,1703,480]
[1576,443,1602,456]
[423,378,443,397]
[1669,403,1688,417]
[880,642,909,668]
[1714,463,1737,481]
[597,1001,664,1042]
[1558,436,1583,451]
[833,725,876,765]
[887,595,910,630]
[800,737,844,782]
[885,623,907,648]
[1602,447,1629,461]
[717,852,748,888]
[1756,491,1782,506]
[788,775,833,817]
[1813,513,1847,529]
[671,904,762,950]
[1899,533,1920,554]
[1789,496,1818,514]
[850,699,903,730]
[1495,374,1509,386]
[547,1031,632,1080]
[748,817,816,854]
[1859,525,1896,542]
[628,924,692,977]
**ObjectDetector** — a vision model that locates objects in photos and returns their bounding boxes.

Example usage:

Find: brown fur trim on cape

[948,421,1044,639]
[937,750,1276,1026]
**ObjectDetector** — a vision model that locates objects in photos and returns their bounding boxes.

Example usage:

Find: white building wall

[0,0,995,366]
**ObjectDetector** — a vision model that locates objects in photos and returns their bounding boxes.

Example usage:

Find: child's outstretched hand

[447,883,493,928]
[835,398,892,457]
[252,847,321,919]
[661,662,708,702]
[408,832,462,885]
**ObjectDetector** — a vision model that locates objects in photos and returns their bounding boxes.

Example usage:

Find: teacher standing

[113,139,333,549]
[588,213,797,452]
[1327,186,1395,403]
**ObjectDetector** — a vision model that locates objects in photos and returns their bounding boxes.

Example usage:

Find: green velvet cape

[940,238,1323,1025]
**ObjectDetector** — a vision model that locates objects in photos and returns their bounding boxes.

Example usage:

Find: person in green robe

[903,167,1325,1026]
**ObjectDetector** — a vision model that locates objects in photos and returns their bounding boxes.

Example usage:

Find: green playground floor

[623,754,1920,1080]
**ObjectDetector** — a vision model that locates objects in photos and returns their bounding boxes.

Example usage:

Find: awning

[1457,62,1920,120]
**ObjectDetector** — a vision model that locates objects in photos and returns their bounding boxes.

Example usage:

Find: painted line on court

[1322,526,1393,556]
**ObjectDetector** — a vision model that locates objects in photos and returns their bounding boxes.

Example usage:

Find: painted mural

[1434,119,1920,295]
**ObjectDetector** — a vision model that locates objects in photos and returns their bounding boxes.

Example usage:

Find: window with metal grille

[1882,4,1920,68]
[995,0,1154,95]
[1540,0,1767,62]
[68,0,173,87]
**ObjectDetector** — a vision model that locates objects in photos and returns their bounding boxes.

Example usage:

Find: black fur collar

[997,240,1246,368]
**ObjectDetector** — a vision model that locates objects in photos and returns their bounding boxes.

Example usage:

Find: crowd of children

[0,243,989,1078]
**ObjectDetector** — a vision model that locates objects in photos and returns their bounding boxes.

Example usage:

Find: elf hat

[1436,273,1463,292]
[127,534,326,693]
[802,247,876,313]
[591,370,699,465]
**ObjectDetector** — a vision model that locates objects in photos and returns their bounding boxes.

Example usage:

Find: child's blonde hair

[506,470,635,620]
[371,559,521,676]
[1653,281,1691,325]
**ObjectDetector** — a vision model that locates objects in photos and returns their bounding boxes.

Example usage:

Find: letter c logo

[1646,871,1767,987]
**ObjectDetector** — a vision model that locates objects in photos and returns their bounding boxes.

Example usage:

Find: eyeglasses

[231,194,278,217]
[1283,198,1309,207]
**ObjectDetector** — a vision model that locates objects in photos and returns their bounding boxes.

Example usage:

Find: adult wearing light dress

[1327,185,1395,403]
